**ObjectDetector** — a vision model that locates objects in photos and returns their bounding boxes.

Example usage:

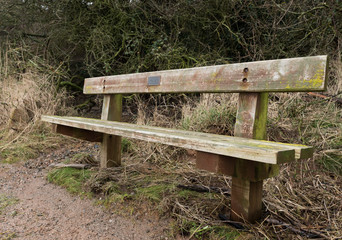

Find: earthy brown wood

[231,178,263,223]
[56,125,103,142]
[84,55,328,94]
[100,94,122,168]
[230,92,275,222]
[39,115,314,165]
[196,152,234,176]
[196,152,280,181]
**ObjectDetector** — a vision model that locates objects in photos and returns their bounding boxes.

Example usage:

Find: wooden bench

[42,55,328,223]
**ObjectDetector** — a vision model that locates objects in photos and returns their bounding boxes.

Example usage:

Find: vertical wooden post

[100,94,122,168]
[231,92,275,222]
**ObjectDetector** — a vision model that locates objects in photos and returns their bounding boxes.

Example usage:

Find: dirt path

[0,163,171,240]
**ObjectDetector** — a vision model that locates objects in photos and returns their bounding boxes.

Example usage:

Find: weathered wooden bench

[42,55,328,223]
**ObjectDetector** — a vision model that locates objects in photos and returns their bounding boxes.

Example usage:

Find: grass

[181,97,236,135]
[0,194,18,240]
[0,195,18,215]
[0,128,64,164]
[0,143,37,164]
[318,153,342,175]
[121,137,133,153]
[47,163,240,239]
[0,232,16,240]
[135,183,173,202]
[47,168,92,195]
[47,161,239,239]
[177,220,239,240]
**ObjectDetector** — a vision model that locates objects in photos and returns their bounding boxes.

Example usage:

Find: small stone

[11,210,18,217]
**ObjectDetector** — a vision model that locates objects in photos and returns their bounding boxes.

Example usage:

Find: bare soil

[0,158,173,239]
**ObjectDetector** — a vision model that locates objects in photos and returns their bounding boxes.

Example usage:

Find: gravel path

[0,162,172,240]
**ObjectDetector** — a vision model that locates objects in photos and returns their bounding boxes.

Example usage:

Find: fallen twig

[177,184,231,196]
[265,218,330,239]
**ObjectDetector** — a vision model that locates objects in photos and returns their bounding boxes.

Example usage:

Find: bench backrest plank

[84,55,328,94]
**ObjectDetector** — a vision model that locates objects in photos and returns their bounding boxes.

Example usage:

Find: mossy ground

[47,162,240,239]
[0,129,64,164]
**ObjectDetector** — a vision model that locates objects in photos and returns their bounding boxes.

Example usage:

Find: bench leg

[231,177,263,222]
[196,152,273,223]
[101,135,122,168]
[231,92,268,222]
[101,94,122,168]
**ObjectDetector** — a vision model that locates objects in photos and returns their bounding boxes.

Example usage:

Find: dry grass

[79,153,340,239]
[0,45,75,163]
[0,71,75,162]
[0,71,73,130]
[97,59,341,238]
[2,44,341,238]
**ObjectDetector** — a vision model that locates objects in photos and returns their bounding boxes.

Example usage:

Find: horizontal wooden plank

[84,55,328,94]
[42,116,313,164]
[56,124,103,142]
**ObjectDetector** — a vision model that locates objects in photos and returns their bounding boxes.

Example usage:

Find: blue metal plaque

[148,76,161,86]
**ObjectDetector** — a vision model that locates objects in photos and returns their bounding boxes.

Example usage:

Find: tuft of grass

[0,144,37,164]
[177,220,239,240]
[181,95,236,135]
[0,232,17,240]
[121,137,133,153]
[47,168,92,195]
[318,153,342,175]
[135,183,174,202]
[0,128,65,164]
[0,195,19,215]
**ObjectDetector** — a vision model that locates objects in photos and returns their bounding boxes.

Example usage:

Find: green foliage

[2,0,341,84]
[47,168,91,195]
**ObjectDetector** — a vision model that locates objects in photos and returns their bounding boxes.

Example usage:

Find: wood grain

[84,55,327,94]
[41,115,314,165]
[56,125,102,142]
[231,93,270,222]
[100,94,122,168]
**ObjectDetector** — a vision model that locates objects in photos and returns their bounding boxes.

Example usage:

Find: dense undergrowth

[1,0,341,239]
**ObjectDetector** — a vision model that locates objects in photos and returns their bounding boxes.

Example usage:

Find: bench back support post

[231,92,278,222]
[100,94,122,168]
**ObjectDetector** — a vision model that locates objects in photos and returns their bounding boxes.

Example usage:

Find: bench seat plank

[42,115,313,165]
[84,55,327,94]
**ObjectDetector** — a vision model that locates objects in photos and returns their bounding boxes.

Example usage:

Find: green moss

[177,189,200,199]
[47,168,91,195]
[135,184,173,202]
